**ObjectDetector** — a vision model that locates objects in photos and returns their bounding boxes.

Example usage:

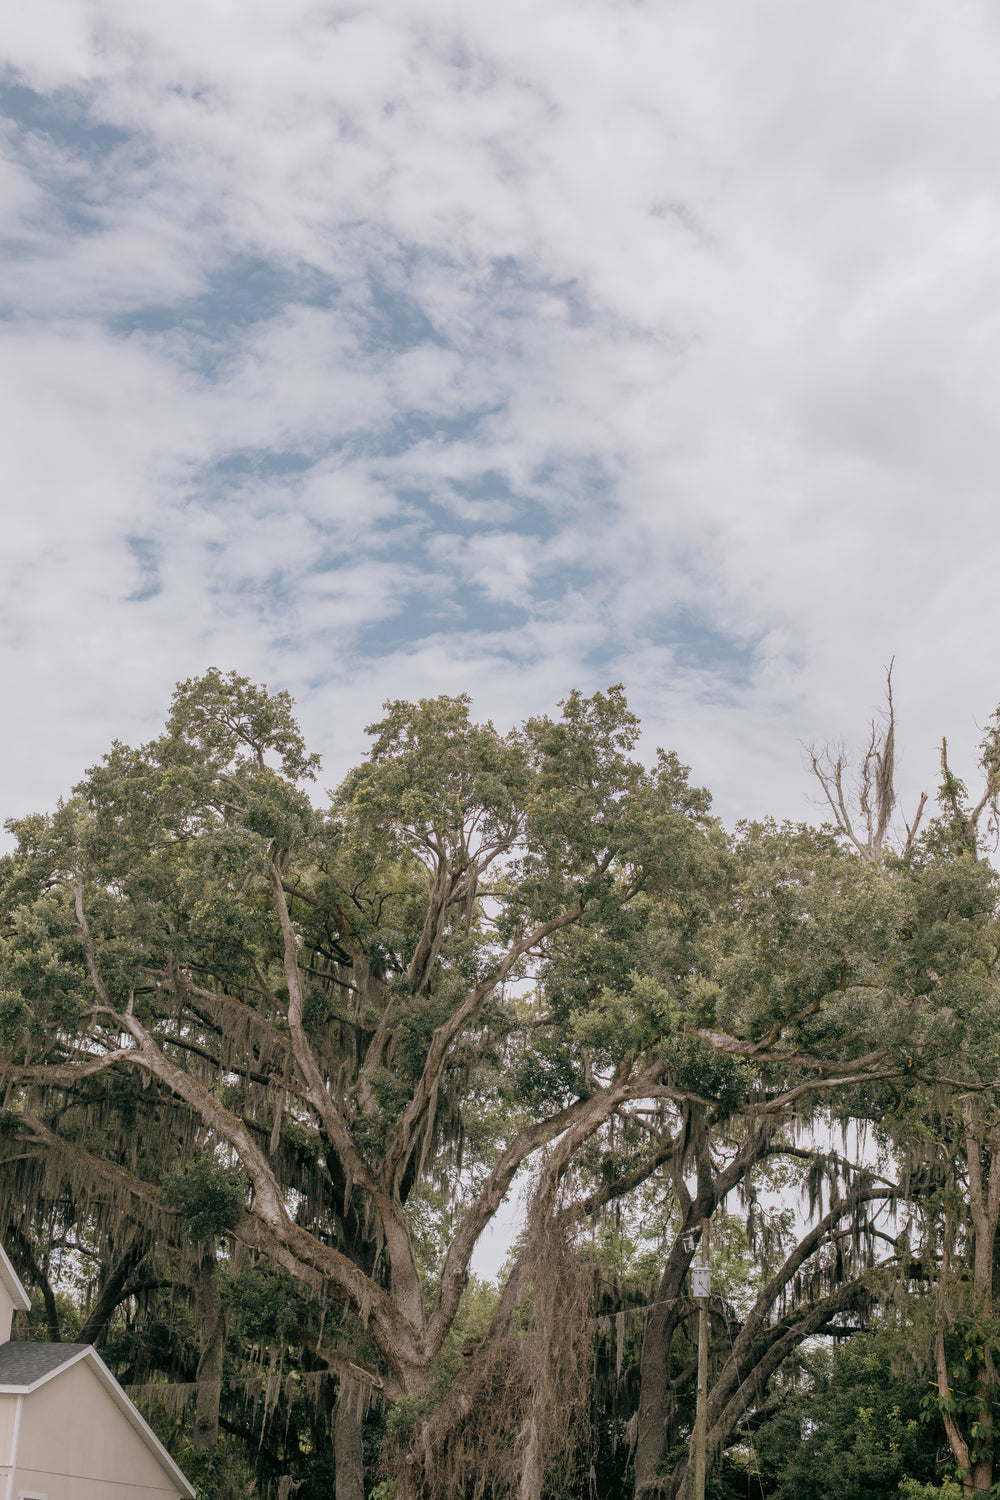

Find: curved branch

[385,901,585,1196]
[4,1048,139,1086]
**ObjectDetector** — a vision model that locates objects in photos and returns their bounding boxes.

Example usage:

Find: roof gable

[0,1343,195,1498]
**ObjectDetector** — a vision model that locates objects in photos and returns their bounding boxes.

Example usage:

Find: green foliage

[427,1275,499,1394]
[224,1262,310,1342]
[12,670,1000,1499]
[0,988,26,1047]
[25,1285,83,1341]
[171,1441,252,1500]
[896,1482,964,1499]
[757,1339,944,1500]
[162,1155,246,1242]
[340,692,529,862]
[166,666,322,783]
[571,971,681,1058]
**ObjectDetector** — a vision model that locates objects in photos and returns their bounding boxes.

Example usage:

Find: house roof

[0,1342,195,1498]
[0,1245,31,1314]
[0,1341,90,1386]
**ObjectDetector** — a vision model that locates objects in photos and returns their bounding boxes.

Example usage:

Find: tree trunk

[957,1113,1000,1495]
[634,1297,681,1498]
[193,1250,226,1451]
[334,1376,366,1500]
[7,1228,61,1341]
[634,1136,717,1500]
[79,1236,149,1346]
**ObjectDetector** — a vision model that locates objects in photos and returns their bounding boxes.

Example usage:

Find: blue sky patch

[108,257,341,340]
[0,78,131,157]
[211,448,316,479]
[665,613,759,685]
[363,274,443,352]
[125,536,163,602]
[353,591,530,657]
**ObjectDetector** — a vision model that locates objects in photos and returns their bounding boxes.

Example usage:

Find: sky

[3,0,1000,834]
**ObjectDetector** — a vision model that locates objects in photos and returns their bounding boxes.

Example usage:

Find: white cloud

[2,0,1000,835]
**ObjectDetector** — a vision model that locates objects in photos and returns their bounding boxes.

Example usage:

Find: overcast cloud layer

[2,0,998,828]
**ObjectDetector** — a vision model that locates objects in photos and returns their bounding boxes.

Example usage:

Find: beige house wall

[0,1396,21,1500]
[11,1470,176,1499]
[13,1360,180,1498]
[0,1396,18,1465]
[0,1285,17,1346]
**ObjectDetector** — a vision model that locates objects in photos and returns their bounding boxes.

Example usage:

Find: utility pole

[692,1216,711,1500]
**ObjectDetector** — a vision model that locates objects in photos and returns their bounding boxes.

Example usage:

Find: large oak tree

[0,672,714,1441]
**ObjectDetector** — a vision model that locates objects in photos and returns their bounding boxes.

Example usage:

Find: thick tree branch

[385,900,585,1195]
[270,855,425,1331]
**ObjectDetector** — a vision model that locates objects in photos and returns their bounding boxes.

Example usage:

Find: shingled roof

[0,1341,91,1390]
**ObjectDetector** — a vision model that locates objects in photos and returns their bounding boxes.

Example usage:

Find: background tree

[754,1335,944,1499]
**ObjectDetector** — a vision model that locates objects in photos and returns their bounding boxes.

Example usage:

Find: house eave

[0,1247,31,1314]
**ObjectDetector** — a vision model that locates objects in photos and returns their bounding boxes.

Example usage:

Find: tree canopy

[2,671,1000,1499]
